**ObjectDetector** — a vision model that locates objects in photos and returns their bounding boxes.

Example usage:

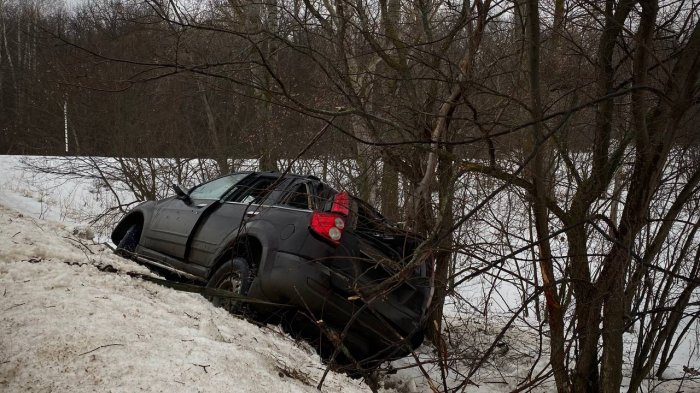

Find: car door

[187,175,287,266]
[143,174,248,260]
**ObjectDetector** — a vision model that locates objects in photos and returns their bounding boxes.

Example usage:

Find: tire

[116,224,141,256]
[206,257,251,313]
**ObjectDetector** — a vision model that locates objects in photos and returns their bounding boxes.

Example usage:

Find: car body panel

[187,201,248,266]
[144,197,220,259]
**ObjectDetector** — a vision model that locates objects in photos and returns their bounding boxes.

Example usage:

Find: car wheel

[116,224,141,256]
[207,257,250,313]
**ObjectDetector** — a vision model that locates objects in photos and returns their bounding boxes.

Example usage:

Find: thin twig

[4,303,25,311]
[193,364,210,373]
[77,343,124,357]
[63,236,96,255]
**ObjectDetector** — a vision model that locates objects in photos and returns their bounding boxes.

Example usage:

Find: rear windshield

[353,197,390,232]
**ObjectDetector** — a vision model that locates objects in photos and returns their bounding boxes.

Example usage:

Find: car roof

[234,170,321,182]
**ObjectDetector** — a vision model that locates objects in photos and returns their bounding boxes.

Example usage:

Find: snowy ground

[0,156,427,392]
[0,155,543,392]
[3,155,700,392]
[0,155,132,239]
[0,204,382,392]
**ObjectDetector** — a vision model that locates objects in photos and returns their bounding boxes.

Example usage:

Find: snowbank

[3,155,700,392]
[0,204,375,392]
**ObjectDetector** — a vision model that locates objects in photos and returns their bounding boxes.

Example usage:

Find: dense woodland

[2,0,700,392]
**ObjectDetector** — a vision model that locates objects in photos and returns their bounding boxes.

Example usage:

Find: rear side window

[189,174,247,200]
[279,183,311,209]
[313,182,337,210]
[228,177,277,205]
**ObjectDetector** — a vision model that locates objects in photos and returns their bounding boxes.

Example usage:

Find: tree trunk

[380,160,399,220]
[525,1,570,391]
[426,147,455,346]
[196,76,229,175]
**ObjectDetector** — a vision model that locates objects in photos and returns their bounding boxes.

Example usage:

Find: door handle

[245,211,260,217]
[196,203,208,208]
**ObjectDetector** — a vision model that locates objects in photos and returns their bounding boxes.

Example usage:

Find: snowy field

[2,155,700,392]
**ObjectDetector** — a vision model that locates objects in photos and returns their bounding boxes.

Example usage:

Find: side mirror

[172,184,191,203]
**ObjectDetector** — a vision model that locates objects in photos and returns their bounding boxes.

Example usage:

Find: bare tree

[4,0,700,391]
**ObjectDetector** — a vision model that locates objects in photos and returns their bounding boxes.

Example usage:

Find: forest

[1,0,700,391]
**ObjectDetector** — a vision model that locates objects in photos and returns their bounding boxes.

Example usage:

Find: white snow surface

[0,204,376,393]
[3,155,700,392]
[0,156,108,223]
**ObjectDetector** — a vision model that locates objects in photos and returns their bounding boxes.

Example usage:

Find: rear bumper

[259,251,425,361]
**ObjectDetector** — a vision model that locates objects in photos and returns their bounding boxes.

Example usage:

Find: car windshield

[188,173,248,200]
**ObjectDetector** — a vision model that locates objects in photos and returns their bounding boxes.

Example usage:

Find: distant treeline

[0,1,355,160]
[2,1,698,164]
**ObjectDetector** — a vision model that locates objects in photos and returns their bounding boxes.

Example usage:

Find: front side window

[189,174,247,200]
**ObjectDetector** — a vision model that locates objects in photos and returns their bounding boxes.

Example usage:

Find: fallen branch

[4,303,26,311]
[193,363,210,373]
[77,343,124,357]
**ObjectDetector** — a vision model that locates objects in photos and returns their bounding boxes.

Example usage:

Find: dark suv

[111,171,434,366]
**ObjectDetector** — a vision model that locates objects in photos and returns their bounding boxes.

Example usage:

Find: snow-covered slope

[0,204,377,392]
[4,155,700,392]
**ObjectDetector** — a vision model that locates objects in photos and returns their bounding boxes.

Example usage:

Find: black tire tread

[117,224,141,254]
[207,257,251,313]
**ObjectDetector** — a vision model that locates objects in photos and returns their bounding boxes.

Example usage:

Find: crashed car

[111,171,434,366]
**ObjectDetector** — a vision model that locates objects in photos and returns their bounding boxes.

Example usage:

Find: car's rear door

[143,174,247,260]
[187,174,285,266]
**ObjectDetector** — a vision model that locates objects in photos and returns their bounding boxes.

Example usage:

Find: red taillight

[331,192,350,216]
[310,192,350,247]
[310,212,345,246]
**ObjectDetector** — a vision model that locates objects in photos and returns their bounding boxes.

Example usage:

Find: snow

[0,155,135,239]
[3,155,700,392]
[0,204,375,392]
